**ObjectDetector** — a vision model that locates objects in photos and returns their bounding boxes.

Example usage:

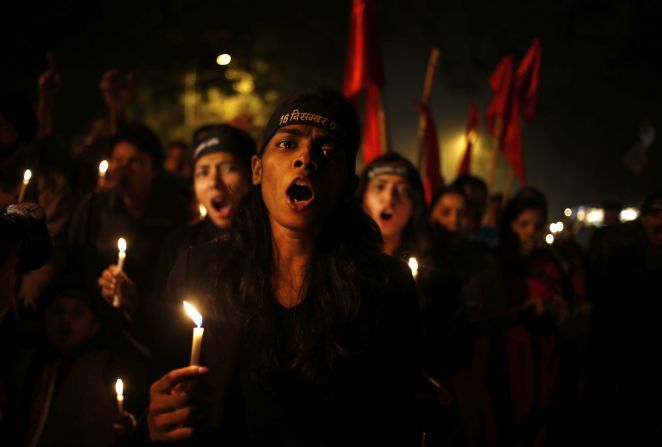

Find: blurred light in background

[216,53,232,66]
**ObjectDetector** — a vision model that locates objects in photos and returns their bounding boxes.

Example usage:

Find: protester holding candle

[69,123,187,343]
[140,90,421,445]
[0,285,149,446]
[146,124,255,374]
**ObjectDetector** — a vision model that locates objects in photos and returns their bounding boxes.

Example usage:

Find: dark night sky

[2,0,661,217]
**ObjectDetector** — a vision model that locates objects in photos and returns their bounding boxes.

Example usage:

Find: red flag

[515,38,542,120]
[342,0,387,163]
[414,101,443,203]
[485,55,514,139]
[362,85,382,164]
[457,102,479,176]
[485,39,542,185]
[501,100,526,184]
[342,0,385,97]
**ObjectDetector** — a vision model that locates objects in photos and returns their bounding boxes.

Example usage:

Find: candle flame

[183,300,203,327]
[115,378,123,396]
[23,169,32,182]
[99,160,109,175]
[117,237,127,253]
[199,204,207,218]
[408,257,419,278]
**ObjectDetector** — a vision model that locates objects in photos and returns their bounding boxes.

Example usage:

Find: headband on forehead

[191,124,256,166]
[259,91,358,154]
[366,162,410,180]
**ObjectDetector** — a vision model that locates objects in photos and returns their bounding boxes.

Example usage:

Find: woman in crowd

[135,90,421,446]
[496,195,570,319]
[143,123,256,374]
[356,152,429,260]
[429,186,506,317]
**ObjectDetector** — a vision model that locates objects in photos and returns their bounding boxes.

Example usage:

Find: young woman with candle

[138,90,421,445]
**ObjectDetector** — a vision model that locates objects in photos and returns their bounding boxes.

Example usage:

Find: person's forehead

[441,192,466,205]
[370,173,408,184]
[195,151,241,167]
[113,141,141,156]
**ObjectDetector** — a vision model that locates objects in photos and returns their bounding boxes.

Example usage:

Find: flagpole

[486,115,503,193]
[377,89,391,154]
[502,168,514,206]
[416,48,441,170]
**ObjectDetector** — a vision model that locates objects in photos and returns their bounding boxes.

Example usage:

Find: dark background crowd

[2,1,662,446]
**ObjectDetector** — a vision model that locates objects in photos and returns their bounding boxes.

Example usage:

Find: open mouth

[286,180,315,209]
[210,197,231,216]
[379,211,393,221]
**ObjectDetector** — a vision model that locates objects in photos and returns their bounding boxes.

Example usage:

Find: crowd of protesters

[1,62,661,447]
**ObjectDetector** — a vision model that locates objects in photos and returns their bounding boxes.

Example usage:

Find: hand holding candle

[183,301,204,366]
[113,237,127,307]
[408,257,419,279]
[18,169,32,202]
[115,378,124,415]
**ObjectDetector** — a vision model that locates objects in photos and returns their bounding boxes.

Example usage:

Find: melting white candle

[18,169,32,202]
[183,301,204,366]
[115,378,124,415]
[408,257,419,279]
[113,238,127,307]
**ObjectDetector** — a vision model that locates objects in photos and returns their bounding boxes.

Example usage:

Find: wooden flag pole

[486,115,503,193]
[377,89,390,154]
[416,48,441,170]
[502,168,514,206]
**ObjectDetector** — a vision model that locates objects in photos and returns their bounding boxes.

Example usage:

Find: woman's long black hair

[212,181,384,385]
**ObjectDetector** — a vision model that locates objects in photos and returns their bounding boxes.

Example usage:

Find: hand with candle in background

[112,378,138,435]
[98,238,138,318]
[147,366,210,442]
[98,266,138,319]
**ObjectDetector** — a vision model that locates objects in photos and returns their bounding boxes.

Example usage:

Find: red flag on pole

[515,38,542,120]
[342,0,386,164]
[485,39,541,186]
[362,85,383,163]
[485,55,514,140]
[457,102,479,177]
[414,101,443,203]
[342,0,385,97]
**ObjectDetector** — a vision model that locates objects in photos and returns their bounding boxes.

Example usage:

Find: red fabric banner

[362,85,382,164]
[485,39,542,185]
[342,0,385,97]
[516,38,542,121]
[342,0,386,163]
[485,55,514,139]
[414,101,443,203]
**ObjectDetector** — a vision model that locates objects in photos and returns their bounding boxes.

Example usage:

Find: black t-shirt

[160,238,422,446]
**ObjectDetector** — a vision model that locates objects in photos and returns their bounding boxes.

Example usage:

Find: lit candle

[407,257,419,279]
[113,238,127,307]
[115,378,124,415]
[199,204,207,219]
[17,169,32,202]
[98,160,109,189]
[183,301,204,366]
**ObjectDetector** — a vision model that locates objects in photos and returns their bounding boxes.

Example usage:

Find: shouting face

[194,152,251,228]
[362,174,414,243]
[252,124,352,234]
